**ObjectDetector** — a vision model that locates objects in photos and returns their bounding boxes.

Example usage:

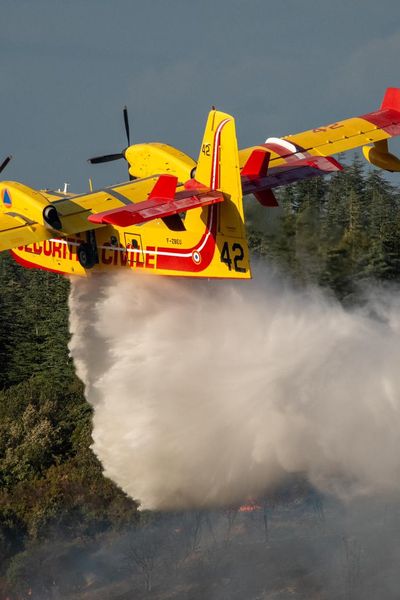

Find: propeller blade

[0,155,12,174]
[88,106,132,171]
[87,153,124,165]
[123,106,131,146]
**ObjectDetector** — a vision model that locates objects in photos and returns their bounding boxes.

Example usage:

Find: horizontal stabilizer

[242,154,342,200]
[88,175,224,227]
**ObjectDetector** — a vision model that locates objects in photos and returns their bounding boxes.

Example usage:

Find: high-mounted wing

[0,182,67,252]
[0,174,223,253]
[0,177,168,253]
[284,87,400,163]
[48,177,165,231]
[88,174,224,227]
[239,87,400,174]
[0,211,53,252]
[45,176,188,233]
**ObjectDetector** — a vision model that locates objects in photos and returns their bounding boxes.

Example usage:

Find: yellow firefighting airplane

[1,87,400,279]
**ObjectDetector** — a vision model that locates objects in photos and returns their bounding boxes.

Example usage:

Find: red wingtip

[381,87,400,112]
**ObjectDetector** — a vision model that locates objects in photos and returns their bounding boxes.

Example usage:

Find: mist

[68,267,400,510]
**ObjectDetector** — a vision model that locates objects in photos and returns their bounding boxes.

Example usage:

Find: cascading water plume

[68,268,400,509]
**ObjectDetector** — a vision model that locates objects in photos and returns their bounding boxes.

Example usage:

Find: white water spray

[68,268,400,509]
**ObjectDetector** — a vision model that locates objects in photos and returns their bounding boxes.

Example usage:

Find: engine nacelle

[125,143,196,181]
[362,139,400,172]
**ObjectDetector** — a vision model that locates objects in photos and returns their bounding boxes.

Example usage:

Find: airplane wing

[47,177,163,232]
[284,87,400,161]
[0,212,53,252]
[0,175,222,252]
[0,177,166,252]
[239,87,400,172]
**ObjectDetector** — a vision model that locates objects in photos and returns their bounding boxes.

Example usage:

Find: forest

[0,161,400,599]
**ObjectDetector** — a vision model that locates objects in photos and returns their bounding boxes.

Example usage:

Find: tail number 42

[220,242,246,273]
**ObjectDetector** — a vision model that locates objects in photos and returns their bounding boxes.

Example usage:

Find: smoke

[68,267,400,509]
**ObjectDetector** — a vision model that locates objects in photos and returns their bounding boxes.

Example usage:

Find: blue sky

[1,0,400,190]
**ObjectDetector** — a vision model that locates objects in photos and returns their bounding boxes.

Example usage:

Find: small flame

[239,500,261,512]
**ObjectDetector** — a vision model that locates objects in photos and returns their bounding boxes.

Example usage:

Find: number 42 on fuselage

[1,87,400,279]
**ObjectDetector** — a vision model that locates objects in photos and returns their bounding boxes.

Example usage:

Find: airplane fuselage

[11,204,251,279]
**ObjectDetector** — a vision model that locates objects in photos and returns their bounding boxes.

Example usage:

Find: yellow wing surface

[0,211,52,252]
[0,177,163,252]
[239,87,400,172]
[0,183,55,252]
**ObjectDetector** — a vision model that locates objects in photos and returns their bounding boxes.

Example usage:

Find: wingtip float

[2,88,400,279]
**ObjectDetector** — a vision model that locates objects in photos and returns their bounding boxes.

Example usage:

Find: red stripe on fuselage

[156,205,218,272]
[211,118,231,189]
[9,250,69,275]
